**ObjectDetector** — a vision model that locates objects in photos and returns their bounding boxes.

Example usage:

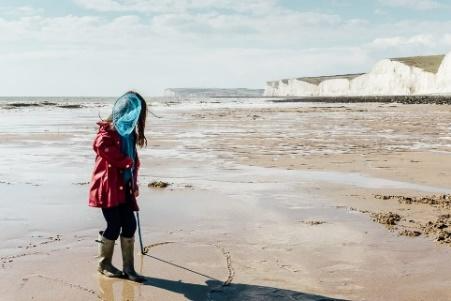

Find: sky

[1,0,451,96]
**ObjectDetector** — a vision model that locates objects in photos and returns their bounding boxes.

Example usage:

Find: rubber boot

[120,235,145,283]
[97,231,123,278]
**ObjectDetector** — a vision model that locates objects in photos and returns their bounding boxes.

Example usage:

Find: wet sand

[1,99,451,300]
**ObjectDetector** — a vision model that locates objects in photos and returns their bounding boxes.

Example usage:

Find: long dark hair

[131,91,148,148]
[105,91,148,148]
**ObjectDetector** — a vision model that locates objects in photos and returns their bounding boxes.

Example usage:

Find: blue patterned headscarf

[112,92,142,137]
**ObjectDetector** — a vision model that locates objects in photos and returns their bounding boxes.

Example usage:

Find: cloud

[73,0,139,12]
[0,5,45,18]
[378,0,443,10]
[369,34,436,49]
[73,0,279,14]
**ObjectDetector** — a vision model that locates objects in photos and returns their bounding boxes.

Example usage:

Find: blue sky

[1,0,451,96]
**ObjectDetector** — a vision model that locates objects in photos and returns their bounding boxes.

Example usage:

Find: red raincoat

[88,121,140,211]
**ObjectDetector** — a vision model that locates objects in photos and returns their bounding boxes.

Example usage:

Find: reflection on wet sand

[97,276,136,301]
[97,277,116,301]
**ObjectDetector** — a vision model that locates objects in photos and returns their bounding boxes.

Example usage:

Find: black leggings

[101,182,136,240]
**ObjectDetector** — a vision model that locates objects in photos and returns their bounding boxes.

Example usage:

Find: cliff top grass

[391,54,445,74]
[298,73,365,85]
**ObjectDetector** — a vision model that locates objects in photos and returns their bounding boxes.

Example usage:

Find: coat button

[108,164,112,168]
[119,186,123,190]
[117,141,120,145]
[126,165,130,168]
[130,190,133,195]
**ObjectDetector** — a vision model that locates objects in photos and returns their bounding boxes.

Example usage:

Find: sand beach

[1,97,451,300]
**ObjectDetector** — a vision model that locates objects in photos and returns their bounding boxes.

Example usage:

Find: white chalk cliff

[265,53,451,97]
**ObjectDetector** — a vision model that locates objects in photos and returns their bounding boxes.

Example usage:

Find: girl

[88,91,147,283]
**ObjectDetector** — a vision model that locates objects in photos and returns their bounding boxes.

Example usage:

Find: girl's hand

[134,189,140,198]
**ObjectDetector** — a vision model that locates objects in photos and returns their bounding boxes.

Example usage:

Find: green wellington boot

[97,232,123,278]
[120,235,145,283]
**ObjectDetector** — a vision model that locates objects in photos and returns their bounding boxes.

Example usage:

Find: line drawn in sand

[20,274,102,300]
